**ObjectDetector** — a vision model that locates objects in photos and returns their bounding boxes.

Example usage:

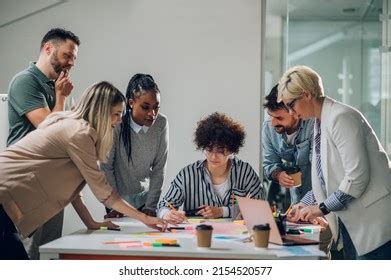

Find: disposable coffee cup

[286,167,302,187]
[196,224,213,248]
[253,224,270,248]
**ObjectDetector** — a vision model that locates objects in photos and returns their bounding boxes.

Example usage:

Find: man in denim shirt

[262,85,333,258]
[262,84,314,205]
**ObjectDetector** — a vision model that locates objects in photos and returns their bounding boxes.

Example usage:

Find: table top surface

[40,218,325,259]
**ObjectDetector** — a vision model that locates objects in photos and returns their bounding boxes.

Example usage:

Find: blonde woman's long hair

[39,81,125,162]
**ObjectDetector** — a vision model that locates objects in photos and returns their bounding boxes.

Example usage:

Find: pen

[166,200,189,223]
[284,204,292,216]
[165,200,176,211]
[164,199,177,212]
[100,226,121,231]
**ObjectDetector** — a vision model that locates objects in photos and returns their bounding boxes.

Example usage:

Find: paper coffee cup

[196,224,213,248]
[289,171,302,187]
[253,224,270,248]
[286,167,302,187]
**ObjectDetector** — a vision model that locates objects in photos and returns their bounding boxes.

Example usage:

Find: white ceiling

[0,0,66,28]
[0,0,382,29]
[267,0,382,21]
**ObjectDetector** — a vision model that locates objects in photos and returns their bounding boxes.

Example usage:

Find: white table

[40,218,325,260]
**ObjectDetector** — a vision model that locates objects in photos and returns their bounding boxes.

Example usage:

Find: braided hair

[120,73,160,161]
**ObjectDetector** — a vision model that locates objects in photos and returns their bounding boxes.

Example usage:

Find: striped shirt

[157,157,264,218]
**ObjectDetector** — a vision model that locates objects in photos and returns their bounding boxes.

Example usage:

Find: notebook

[236,196,319,246]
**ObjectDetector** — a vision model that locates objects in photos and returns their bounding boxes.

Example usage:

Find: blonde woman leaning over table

[0,81,167,260]
[279,65,391,260]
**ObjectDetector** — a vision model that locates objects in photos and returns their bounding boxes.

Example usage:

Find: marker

[168,226,192,231]
[299,228,313,233]
[286,229,301,235]
[100,226,121,231]
[161,243,180,247]
[152,242,180,247]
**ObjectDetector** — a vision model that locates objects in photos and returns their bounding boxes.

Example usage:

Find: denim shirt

[262,117,315,204]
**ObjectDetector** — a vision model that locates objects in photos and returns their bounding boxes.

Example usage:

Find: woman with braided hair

[101,73,169,218]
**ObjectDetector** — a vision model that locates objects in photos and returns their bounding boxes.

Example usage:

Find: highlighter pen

[299,228,313,233]
[100,226,121,231]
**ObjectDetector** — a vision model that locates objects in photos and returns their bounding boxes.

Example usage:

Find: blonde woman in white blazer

[278,65,391,260]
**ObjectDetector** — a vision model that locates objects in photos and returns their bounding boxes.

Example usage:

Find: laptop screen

[236,196,283,244]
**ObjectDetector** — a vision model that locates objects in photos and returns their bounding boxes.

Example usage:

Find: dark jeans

[339,218,391,260]
[0,205,29,260]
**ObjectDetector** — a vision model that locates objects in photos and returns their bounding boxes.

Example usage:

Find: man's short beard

[274,126,286,134]
[50,50,63,75]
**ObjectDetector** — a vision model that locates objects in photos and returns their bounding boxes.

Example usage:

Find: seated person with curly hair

[157,112,265,224]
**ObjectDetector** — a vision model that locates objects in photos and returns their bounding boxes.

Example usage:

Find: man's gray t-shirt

[7,62,55,146]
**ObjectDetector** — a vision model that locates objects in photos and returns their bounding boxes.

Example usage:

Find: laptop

[236,196,319,246]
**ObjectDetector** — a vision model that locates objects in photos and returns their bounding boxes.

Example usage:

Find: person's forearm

[52,96,66,112]
[109,197,146,222]
[72,196,98,228]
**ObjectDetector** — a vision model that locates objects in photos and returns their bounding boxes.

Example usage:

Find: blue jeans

[339,219,391,260]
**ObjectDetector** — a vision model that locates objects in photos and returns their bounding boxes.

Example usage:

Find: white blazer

[311,97,391,256]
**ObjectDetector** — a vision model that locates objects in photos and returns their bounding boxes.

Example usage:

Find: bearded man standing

[6,28,80,259]
[262,84,314,205]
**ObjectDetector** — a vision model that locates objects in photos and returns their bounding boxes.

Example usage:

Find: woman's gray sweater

[101,113,169,210]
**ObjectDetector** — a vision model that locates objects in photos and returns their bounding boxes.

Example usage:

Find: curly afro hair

[194,112,246,154]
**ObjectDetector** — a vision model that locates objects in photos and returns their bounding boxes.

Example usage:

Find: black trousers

[0,205,29,260]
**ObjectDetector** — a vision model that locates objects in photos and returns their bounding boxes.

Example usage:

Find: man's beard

[274,125,286,134]
[50,50,65,75]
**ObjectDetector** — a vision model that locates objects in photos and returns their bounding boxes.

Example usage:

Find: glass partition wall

[263,0,390,210]
[265,0,391,156]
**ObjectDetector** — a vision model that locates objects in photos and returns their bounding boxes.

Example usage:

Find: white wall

[0,94,9,150]
[0,0,262,235]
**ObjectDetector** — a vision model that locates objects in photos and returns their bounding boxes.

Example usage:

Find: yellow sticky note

[156,238,177,245]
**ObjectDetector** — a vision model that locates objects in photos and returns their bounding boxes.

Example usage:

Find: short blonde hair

[277,65,324,102]
[40,81,125,162]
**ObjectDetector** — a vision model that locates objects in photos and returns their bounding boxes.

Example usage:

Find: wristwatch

[319,202,330,215]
